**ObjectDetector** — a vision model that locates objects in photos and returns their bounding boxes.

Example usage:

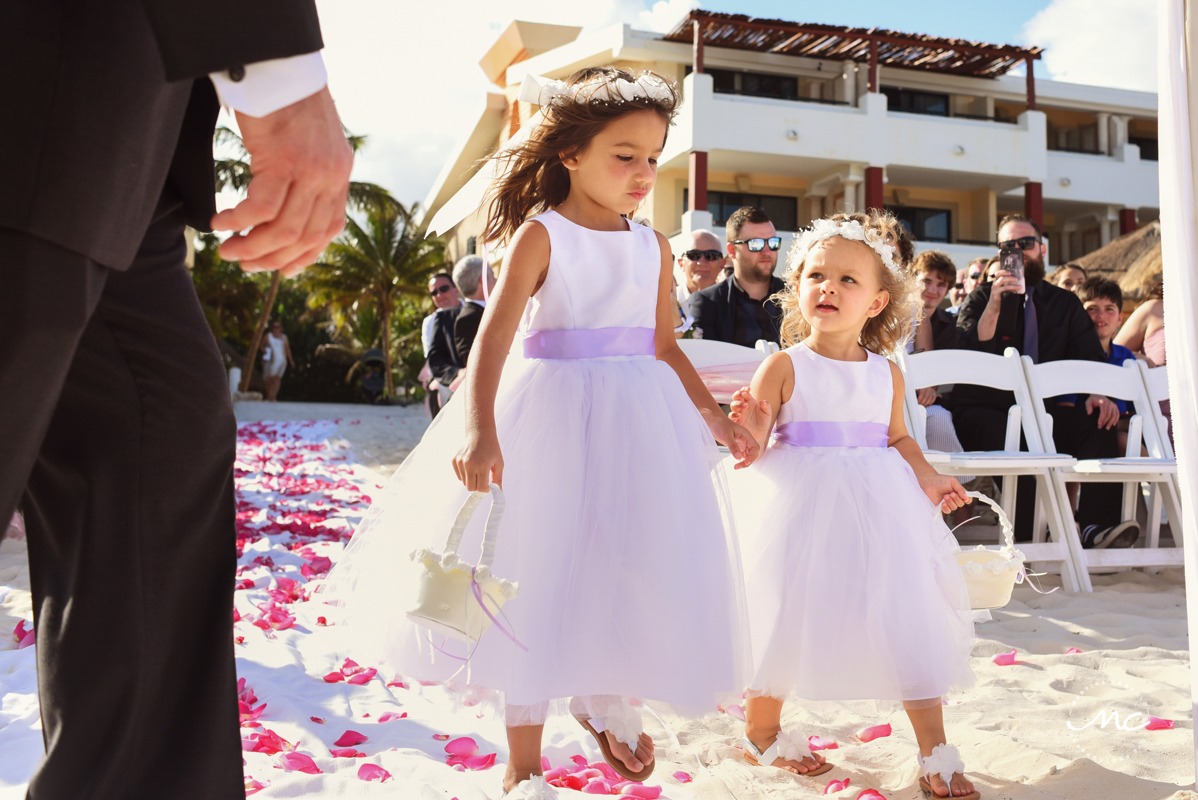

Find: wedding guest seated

[421,271,461,356]
[907,252,971,481]
[1115,275,1169,440]
[452,253,497,367]
[1048,263,1087,293]
[675,229,726,304]
[948,257,987,314]
[954,214,1135,548]
[949,267,969,310]
[688,206,784,347]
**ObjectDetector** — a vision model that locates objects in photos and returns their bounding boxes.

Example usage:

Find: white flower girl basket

[954,491,1031,610]
[408,483,519,643]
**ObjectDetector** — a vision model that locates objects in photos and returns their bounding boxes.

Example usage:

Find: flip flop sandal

[917,744,981,799]
[741,731,834,776]
[571,702,654,782]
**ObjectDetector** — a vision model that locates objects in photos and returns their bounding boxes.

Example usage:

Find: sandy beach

[1,404,1194,799]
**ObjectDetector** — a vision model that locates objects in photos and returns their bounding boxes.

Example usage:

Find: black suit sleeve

[688,289,720,342]
[427,314,460,384]
[954,285,1004,354]
[140,0,323,81]
[454,305,484,367]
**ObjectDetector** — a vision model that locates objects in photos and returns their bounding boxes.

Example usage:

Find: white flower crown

[787,218,902,276]
[518,72,675,108]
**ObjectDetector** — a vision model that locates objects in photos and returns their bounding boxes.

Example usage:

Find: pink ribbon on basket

[426,570,527,664]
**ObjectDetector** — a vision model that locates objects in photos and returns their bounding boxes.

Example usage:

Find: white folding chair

[1134,361,1184,550]
[899,348,1087,592]
[1020,356,1183,575]
[677,339,768,403]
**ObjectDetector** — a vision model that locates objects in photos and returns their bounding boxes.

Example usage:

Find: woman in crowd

[1048,262,1087,292]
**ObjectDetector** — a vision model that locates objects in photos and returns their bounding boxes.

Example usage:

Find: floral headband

[787,218,902,276]
[518,72,675,107]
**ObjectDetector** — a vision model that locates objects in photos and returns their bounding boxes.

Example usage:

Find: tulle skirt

[321,354,751,718]
[728,442,976,704]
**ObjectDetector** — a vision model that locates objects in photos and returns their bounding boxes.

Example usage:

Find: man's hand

[916,386,939,407]
[1085,394,1120,430]
[213,86,353,277]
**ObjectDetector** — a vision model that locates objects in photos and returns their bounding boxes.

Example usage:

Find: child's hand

[709,415,761,470]
[919,473,971,514]
[729,386,771,444]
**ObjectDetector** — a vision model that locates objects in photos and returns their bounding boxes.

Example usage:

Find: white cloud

[1022,0,1156,92]
[637,0,698,33]
[314,0,694,207]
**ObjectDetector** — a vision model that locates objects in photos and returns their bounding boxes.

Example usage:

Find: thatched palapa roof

[1073,222,1162,306]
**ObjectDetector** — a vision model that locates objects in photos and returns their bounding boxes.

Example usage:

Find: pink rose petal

[1065,647,1082,654]
[1145,717,1175,730]
[346,667,378,685]
[582,779,612,794]
[856,791,886,800]
[621,786,663,798]
[725,703,746,721]
[673,770,693,783]
[387,678,409,689]
[322,672,345,683]
[855,723,892,743]
[331,748,366,758]
[541,756,552,771]
[444,736,479,758]
[13,620,34,650]
[334,730,369,747]
[432,734,450,741]
[463,753,497,771]
[591,762,621,782]
[809,735,839,751]
[358,763,392,782]
[570,754,590,767]
[277,752,322,774]
[544,766,568,782]
[825,777,851,794]
[244,777,269,795]
[310,717,325,724]
[377,712,407,722]
[992,649,1018,666]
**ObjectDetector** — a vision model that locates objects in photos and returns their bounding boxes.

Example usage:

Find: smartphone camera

[999,245,1025,293]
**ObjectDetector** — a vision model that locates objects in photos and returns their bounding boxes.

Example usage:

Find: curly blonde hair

[775,211,921,355]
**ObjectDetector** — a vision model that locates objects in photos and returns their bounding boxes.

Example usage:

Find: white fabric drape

[1157,0,1198,771]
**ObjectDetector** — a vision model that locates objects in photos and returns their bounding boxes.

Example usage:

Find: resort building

[423,11,1159,271]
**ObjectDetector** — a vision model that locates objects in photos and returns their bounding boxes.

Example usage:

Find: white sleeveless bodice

[522,210,660,333]
[774,342,893,428]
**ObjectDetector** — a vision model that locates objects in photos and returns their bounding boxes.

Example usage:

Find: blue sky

[290,0,1154,209]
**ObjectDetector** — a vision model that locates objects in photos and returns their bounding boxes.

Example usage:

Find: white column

[1097,112,1111,155]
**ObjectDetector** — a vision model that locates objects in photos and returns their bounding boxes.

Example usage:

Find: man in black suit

[426,305,464,418]
[0,2,352,797]
[452,254,496,367]
[954,215,1136,549]
[688,206,785,347]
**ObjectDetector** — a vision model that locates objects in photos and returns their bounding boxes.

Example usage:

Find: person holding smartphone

[688,206,785,347]
[953,215,1137,550]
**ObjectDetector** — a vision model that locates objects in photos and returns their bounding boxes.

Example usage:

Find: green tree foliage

[303,196,445,400]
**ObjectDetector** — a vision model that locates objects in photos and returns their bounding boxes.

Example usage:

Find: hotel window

[684,189,799,229]
[881,87,950,117]
[887,205,952,243]
[707,68,799,101]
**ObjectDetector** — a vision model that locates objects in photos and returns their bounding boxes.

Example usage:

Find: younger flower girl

[729,213,980,799]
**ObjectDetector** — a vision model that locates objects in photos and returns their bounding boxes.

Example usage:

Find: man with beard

[688,206,785,347]
[953,215,1136,549]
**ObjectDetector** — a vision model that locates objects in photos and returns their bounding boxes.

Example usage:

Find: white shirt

[208,52,327,118]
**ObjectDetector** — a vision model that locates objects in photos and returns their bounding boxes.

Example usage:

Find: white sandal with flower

[917,744,980,799]
[741,729,833,776]
[569,698,654,781]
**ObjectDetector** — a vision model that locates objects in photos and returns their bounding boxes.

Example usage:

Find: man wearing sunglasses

[688,206,785,348]
[674,229,726,303]
[954,214,1136,550]
[421,272,461,356]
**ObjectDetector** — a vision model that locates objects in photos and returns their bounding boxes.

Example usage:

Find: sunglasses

[969,272,982,280]
[998,236,1040,251]
[429,284,454,297]
[732,236,782,252]
[954,283,965,290]
[682,249,723,262]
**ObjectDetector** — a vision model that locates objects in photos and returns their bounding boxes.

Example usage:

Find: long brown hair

[482,67,680,244]
[775,212,921,355]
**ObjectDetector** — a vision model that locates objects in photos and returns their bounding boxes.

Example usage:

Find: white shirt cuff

[209,51,327,118]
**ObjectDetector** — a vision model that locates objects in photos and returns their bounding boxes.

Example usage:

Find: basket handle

[443,483,505,569]
[960,491,1015,550]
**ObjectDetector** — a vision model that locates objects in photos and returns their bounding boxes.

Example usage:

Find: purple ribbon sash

[772,421,889,448]
[523,327,655,360]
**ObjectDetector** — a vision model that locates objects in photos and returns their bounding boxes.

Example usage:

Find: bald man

[675,229,726,303]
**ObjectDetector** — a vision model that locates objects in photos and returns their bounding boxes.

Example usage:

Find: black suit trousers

[953,402,1120,541]
[1,200,242,799]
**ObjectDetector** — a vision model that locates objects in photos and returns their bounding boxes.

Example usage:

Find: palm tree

[303,197,445,399]
[210,125,389,391]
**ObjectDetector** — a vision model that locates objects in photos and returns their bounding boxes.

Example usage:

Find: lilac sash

[772,421,889,448]
[523,327,655,360]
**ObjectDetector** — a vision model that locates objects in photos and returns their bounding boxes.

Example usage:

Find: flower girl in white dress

[323,67,758,796]
[728,212,981,799]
